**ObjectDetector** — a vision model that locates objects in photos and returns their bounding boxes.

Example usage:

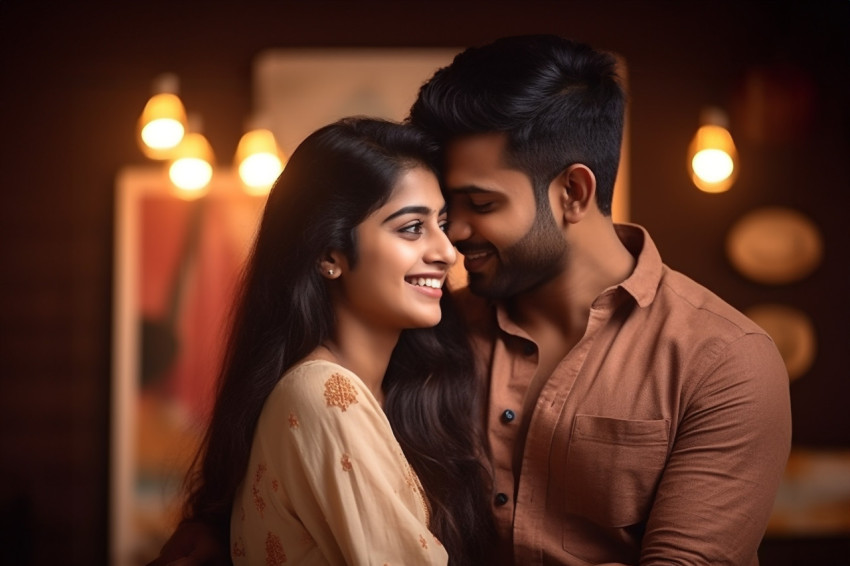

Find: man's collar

[613,223,662,308]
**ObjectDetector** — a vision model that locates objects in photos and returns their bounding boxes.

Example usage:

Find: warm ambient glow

[138,75,286,197]
[137,74,187,160]
[168,131,214,198]
[235,128,284,195]
[688,108,738,193]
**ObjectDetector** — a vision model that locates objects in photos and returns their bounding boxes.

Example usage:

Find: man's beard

[469,207,566,300]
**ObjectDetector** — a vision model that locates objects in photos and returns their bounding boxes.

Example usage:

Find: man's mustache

[455,243,496,256]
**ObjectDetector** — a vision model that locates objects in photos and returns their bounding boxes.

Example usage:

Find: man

[151,35,791,565]
[406,35,790,565]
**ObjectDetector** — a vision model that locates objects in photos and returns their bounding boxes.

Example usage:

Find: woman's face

[334,166,456,331]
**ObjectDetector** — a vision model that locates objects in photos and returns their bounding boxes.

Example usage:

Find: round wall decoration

[744,303,817,381]
[725,206,823,284]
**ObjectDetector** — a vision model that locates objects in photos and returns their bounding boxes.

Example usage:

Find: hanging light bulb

[688,107,739,193]
[137,73,188,160]
[235,119,284,196]
[168,115,214,199]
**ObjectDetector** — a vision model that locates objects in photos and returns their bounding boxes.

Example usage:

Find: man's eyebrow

[381,204,448,224]
[447,185,498,194]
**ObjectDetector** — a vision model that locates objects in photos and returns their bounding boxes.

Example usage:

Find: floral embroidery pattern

[401,456,430,525]
[265,531,287,565]
[253,463,267,518]
[419,534,428,549]
[232,536,246,557]
[300,528,315,546]
[288,413,299,429]
[401,456,417,491]
[323,372,358,411]
[340,453,352,472]
[271,479,279,492]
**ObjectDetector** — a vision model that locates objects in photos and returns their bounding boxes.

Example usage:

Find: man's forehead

[443,133,532,195]
[444,132,509,165]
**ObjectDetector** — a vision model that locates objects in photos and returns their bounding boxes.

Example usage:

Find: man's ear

[551,164,596,224]
[318,250,346,279]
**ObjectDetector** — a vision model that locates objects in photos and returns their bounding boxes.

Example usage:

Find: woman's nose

[427,228,458,267]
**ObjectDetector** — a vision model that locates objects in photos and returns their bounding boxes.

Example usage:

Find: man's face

[444,133,567,299]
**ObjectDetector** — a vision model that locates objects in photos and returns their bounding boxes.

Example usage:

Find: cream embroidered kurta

[231,359,447,566]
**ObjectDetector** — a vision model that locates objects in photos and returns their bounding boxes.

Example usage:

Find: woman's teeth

[407,277,442,288]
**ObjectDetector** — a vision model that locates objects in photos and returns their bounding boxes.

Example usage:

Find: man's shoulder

[657,266,765,337]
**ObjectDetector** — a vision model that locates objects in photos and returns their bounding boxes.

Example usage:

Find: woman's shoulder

[258,359,385,441]
[267,360,367,412]
[285,358,353,379]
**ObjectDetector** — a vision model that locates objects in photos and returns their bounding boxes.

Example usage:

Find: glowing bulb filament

[141,118,185,150]
[239,153,283,193]
[170,158,213,192]
[692,149,734,183]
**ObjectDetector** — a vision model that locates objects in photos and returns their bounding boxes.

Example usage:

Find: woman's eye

[400,221,424,235]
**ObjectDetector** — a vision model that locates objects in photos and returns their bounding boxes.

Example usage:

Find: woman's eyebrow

[381,204,447,224]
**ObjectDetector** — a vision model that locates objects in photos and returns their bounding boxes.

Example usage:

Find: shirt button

[501,409,516,423]
[494,493,509,506]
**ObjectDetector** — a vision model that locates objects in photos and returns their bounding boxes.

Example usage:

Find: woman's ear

[319,250,345,279]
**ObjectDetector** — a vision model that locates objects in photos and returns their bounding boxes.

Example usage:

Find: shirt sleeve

[640,332,792,565]
[234,362,448,566]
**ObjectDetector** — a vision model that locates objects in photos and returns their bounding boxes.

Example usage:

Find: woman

[180,118,494,565]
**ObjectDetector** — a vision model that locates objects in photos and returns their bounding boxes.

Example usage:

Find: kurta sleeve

[231,360,448,566]
[640,332,792,565]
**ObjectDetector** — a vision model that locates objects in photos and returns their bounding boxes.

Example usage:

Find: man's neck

[507,219,635,361]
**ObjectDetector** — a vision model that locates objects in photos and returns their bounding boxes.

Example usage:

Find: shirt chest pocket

[561,414,670,528]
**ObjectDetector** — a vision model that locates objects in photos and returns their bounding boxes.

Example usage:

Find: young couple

[150,35,791,566]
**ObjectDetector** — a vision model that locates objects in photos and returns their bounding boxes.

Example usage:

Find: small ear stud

[328,269,334,275]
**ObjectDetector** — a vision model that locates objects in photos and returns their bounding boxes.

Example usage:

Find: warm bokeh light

[168,131,214,197]
[169,158,213,196]
[235,128,284,195]
[688,109,738,193]
[137,90,187,160]
[140,114,185,150]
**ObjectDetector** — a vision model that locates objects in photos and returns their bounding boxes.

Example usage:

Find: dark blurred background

[1,1,848,564]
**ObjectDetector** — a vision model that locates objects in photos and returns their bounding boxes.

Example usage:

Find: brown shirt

[460,224,791,566]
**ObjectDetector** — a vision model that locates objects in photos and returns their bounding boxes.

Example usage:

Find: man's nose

[447,216,472,243]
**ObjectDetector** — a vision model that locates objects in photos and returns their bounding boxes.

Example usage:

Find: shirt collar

[614,223,662,309]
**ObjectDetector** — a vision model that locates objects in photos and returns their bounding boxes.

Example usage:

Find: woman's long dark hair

[183,117,495,564]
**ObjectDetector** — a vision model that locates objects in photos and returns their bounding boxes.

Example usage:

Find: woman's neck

[318,322,400,406]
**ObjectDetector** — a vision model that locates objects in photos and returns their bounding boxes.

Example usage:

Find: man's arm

[640,332,791,565]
